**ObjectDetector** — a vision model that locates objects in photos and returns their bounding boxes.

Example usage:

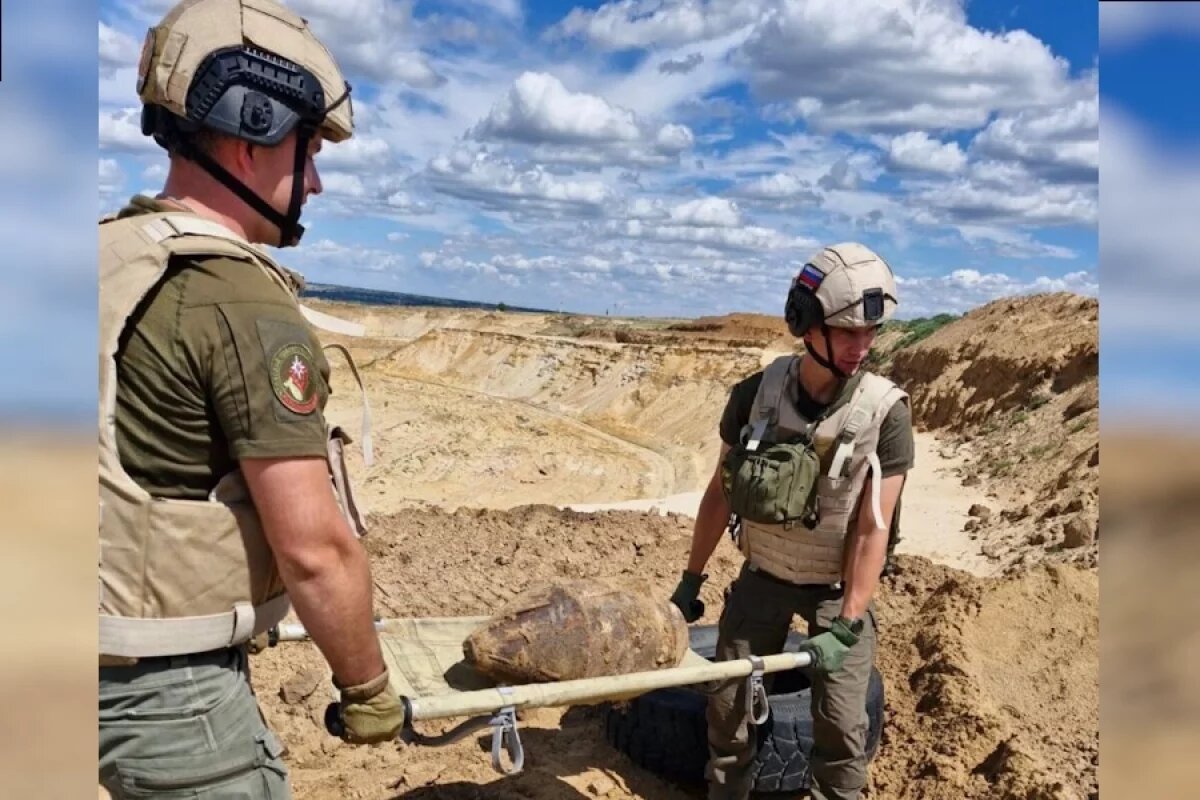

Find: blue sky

[1098,2,1200,417]
[98,0,1100,319]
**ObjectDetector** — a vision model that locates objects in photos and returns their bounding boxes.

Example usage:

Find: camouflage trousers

[706,563,878,800]
[99,645,290,799]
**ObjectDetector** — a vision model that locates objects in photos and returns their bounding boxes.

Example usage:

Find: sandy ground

[567,431,1000,578]
[68,301,1103,799]
[233,302,1101,800]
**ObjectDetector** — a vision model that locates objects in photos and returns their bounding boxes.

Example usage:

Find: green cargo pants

[99,645,290,799]
[705,563,878,800]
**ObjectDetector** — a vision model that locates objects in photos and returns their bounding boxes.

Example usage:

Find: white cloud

[473,72,641,144]
[895,268,1097,317]
[740,0,1079,133]
[1100,1,1200,48]
[99,22,140,75]
[887,131,967,174]
[668,197,742,227]
[659,53,704,75]
[321,172,369,198]
[911,159,1098,227]
[289,0,444,88]
[1101,108,1200,294]
[606,219,813,253]
[316,136,392,170]
[971,94,1098,182]
[469,72,694,167]
[953,225,1076,260]
[732,172,821,205]
[551,0,765,49]
[99,159,125,206]
[426,145,615,216]
[99,108,158,153]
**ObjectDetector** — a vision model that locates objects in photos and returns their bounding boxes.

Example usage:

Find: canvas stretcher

[274,615,814,776]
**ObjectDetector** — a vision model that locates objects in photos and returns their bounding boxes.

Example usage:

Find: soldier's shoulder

[171,252,299,310]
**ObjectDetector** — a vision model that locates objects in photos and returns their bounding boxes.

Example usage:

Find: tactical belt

[99,593,291,662]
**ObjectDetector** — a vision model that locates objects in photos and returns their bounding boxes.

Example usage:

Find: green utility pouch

[721,418,821,528]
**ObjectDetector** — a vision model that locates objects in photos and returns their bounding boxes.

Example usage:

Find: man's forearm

[277,538,386,687]
[687,484,732,574]
[840,527,888,621]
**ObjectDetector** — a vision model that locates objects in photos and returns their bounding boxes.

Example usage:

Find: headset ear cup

[786,285,823,337]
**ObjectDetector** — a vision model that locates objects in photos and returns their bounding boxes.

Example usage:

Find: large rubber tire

[602,625,885,794]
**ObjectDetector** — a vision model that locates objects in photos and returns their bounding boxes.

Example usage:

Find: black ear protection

[785,277,825,337]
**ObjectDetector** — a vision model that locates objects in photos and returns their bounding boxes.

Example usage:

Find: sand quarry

[248,292,1099,800]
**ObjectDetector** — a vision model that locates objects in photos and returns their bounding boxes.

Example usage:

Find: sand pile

[884,294,1099,574]
[872,557,1098,800]
[238,293,1101,799]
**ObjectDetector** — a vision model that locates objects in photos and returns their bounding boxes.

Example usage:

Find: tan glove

[247,631,271,655]
[335,669,406,744]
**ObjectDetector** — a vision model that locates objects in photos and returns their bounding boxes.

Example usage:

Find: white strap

[745,419,769,452]
[300,304,367,337]
[323,343,374,467]
[867,452,884,530]
[828,389,872,478]
[99,593,290,658]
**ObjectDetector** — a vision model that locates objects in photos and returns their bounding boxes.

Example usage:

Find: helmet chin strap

[174,129,309,247]
[803,323,850,381]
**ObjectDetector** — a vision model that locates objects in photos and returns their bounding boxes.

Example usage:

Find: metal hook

[746,655,770,725]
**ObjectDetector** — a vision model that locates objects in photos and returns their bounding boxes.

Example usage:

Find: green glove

[336,669,406,744]
[803,617,861,674]
[669,570,707,622]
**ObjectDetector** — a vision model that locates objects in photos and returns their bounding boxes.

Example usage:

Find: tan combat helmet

[137,0,354,245]
[785,242,899,334]
[784,242,899,376]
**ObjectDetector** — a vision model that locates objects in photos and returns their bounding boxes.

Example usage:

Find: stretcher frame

[273,616,813,776]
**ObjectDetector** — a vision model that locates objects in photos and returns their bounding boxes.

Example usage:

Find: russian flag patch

[797,263,824,290]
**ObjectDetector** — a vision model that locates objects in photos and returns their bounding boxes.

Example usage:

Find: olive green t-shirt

[111,196,331,500]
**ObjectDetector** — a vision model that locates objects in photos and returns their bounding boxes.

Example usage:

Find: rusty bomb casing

[462,579,690,683]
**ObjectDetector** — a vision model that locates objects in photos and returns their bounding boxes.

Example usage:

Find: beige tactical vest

[99,211,372,662]
[738,355,907,585]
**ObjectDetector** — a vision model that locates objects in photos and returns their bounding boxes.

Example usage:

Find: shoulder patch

[270,342,319,415]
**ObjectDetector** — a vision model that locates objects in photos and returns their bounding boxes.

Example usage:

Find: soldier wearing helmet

[669,243,915,800]
[98,2,405,796]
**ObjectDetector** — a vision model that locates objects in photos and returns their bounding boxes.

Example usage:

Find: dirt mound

[884,293,1099,573]
[251,505,747,799]
[250,511,1097,800]
[872,556,1098,800]
[665,312,793,348]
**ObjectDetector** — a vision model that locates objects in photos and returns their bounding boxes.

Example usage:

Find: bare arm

[242,456,385,687]
[840,471,906,621]
[686,442,733,574]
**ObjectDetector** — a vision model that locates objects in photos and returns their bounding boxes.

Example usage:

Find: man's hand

[669,570,707,623]
[803,617,860,674]
[336,669,406,744]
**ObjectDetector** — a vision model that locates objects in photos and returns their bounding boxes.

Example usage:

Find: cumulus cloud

[732,173,822,205]
[887,132,967,174]
[99,22,140,75]
[425,145,615,216]
[896,268,1097,317]
[288,0,444,88]
[99,108,158,153]
[551,0,765,49]
[953,225,1076,260]
[971,95,1098,183]
[659,53,704,74]
[473,72,641,144]
[469,72,694,166]
[740,0,1079,132]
